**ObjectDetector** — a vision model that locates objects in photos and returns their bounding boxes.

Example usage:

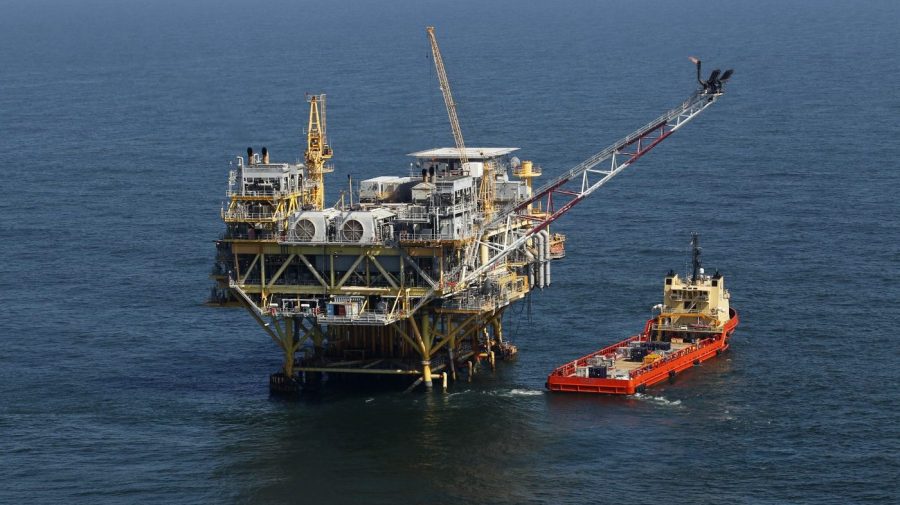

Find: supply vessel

[546,234,738,395]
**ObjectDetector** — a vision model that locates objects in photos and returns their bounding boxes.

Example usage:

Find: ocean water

[1,0,898,503]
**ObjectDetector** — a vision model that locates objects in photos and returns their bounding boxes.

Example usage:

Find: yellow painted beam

[236,295,281,346]
[297,254,328,288]
[408,317,427,356]
[266,253,296,289]
[335,254,366,289]
[392,323,421,352]
[369,255,399,290]
[431,313,478,356]
[239,254,260,285]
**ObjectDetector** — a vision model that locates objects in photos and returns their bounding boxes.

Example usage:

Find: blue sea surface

[1,0,898,503]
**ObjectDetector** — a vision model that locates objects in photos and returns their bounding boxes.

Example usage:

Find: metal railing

[226,188,299,198]
[280,230,389,245]
[512,165,541,177]
[398,231,469,242]
[394,208,430,221]
[315,311,399,325]
[629,336,718,379]
[222,209,285,221]
[549,335,645,378]
[220,231,282,241]
[667,292,710,301]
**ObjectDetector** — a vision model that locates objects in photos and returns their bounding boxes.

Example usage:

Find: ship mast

[691,232,702,284]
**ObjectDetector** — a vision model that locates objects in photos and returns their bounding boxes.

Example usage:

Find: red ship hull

[546,309,739,395]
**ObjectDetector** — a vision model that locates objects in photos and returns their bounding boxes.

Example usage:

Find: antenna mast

[691,232,702,283]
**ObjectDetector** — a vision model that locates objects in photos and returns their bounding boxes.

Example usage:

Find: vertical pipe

[524,250,535,289]
[540,230,551,286]
[418,316,433,389]
[422,361,433,388]
[534,234,545,288]
[448,346,457,381]
[493,317,503,344]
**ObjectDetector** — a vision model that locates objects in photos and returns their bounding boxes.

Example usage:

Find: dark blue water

[2,0,898,503]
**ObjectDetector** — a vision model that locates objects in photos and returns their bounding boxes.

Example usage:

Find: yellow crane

[304,94,333,209]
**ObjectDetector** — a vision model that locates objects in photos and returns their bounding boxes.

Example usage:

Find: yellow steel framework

[225,237,525,390]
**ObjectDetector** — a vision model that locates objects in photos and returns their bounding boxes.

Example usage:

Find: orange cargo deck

[546,309,738,395]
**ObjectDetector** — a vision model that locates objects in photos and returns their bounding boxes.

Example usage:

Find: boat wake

[632,393,682,406]
[485,388,545,398]
[509,388,544,397]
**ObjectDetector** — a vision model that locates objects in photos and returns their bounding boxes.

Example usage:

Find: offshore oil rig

[209,28,732,393]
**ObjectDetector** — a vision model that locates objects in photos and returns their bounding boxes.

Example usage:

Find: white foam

[508,388,545,397]
[479,388,545,398]
[632,392,682,406]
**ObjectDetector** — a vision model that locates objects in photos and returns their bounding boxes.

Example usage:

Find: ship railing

[549,335,646,377]
[651,322,721,332]
[628,335,719,379]
[667,293,710,301]
[659,308,713,315]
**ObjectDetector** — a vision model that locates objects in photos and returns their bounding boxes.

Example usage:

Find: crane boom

[426,26,468,167]
[404,88,724,320]
[464,90,723,285]
[405,86,727,317]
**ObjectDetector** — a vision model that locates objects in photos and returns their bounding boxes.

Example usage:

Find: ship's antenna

[691,232,702,283]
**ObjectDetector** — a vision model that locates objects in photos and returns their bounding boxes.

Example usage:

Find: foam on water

[631,393,683,407]
[482,388,545,398]
[508,388,545,397]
